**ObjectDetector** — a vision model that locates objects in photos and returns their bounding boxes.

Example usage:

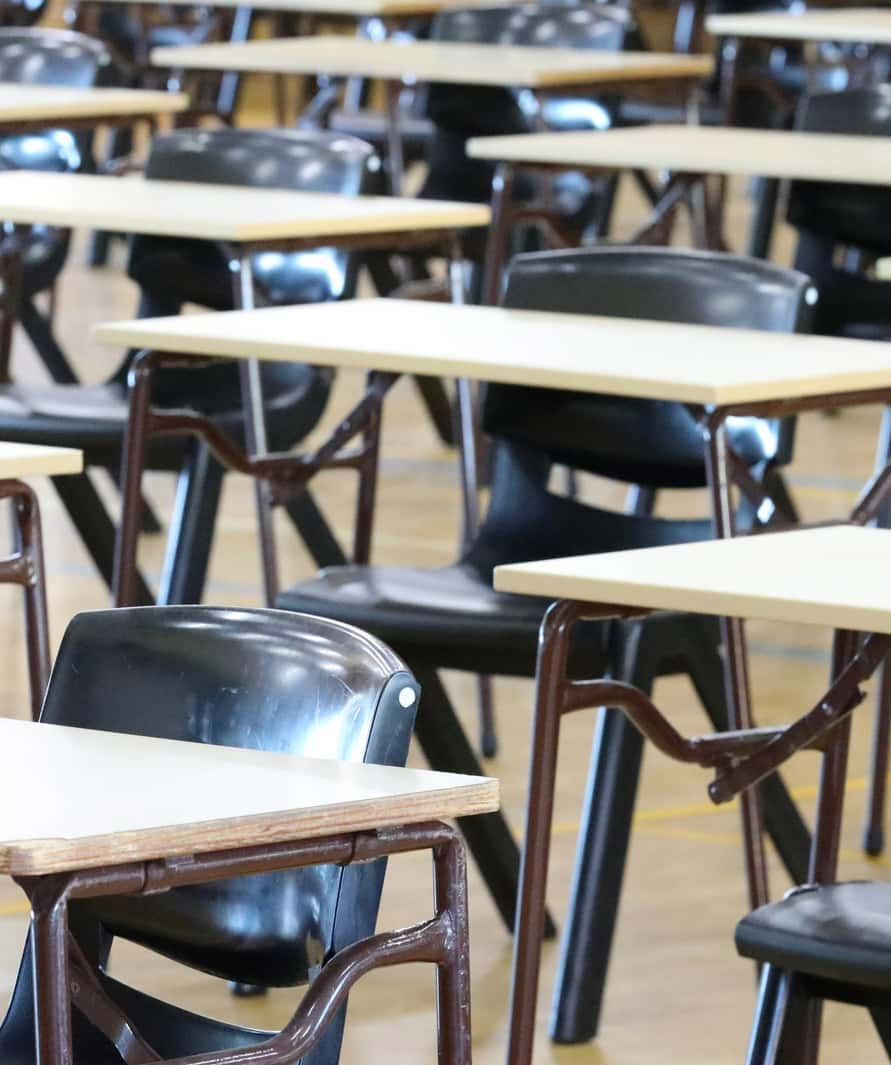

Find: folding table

[149,36,713,192]
[0,715,497,1065]
[0,169,489,603]
[0,442,82,718]
[467,123,891,293]
[496,523,891,1065]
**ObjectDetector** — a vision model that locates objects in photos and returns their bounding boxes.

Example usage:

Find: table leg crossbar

[16,822,470,1065]
[113,348,399,607]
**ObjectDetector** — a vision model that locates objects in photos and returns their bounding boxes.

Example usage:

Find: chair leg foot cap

[864,826,885,858]
[228,982,268,998]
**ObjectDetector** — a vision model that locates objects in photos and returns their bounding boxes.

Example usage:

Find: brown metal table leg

[863,403,891,856]
[482,163,515,307]
[704,409,769,911]
[864,663,891,856]
[433,828,472,1065]
[507,601,580,1065]
[0,479,50,718]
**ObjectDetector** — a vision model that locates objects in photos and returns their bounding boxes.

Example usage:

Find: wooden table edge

[0,778,500,876]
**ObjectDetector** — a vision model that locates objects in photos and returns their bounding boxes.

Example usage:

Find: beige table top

[0,718,498,875]
[706,7,891,44]
[95,0,515,15]
[92,298,891,407]
[0,171,488,242]
[0,442,82,478]
[494,525,891,634]
[0,83,187,123]
[151,35,714,87]
[468,124,891,186]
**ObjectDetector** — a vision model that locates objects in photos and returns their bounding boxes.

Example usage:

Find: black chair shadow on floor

[0,604,419,1065]
[0,127,383,605]
[276,244,818,1041]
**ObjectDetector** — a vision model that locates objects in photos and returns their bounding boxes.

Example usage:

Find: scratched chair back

[0,606,419,1065]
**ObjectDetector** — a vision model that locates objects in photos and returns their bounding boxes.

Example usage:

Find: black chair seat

[736,882,891,992]
[278,562,560,675]
[0,365,331,470]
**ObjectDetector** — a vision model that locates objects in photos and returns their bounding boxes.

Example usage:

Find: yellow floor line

[548,773,874,837]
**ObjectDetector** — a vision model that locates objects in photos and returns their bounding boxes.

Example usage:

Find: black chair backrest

[0,28,111,173]
[39,606,419,988]
[422,3,631,205]
[465,247,816,573]
[0,26,109,83]
[426,2,630,134]
[130,126,380,309]
[787,87,891,251]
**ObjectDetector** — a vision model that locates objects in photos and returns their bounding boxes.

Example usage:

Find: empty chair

[0,27,114,383]
[738,881,891,1063]
[421,2,635,269]
[0,604,419,1065]
[787,87,891,341]
[276,245,817,1037]
[0,128,379,605]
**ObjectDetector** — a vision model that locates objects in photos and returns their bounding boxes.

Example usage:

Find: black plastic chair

[420,2,635,263]
[0,127,379,606]
[738,881,891,1063]
[787,87,891,342]
[275,245,817,1033]
[0,604,419,1065]
[0,28,114,382]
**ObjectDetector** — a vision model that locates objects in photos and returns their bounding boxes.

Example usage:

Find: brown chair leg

[864,658,891,856]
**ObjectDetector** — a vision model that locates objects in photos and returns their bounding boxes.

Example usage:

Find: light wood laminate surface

[151,35,713,87]
[92,298,891,408]
[0,718,498,875]
[468,124,891,186]
[495,525,891,633]
[0,442,82,478]
[0,171,489,242]
[706,7,891,44]
[0,84,188,123]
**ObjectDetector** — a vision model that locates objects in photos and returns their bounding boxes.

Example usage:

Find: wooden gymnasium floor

[0,141,887,1064]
